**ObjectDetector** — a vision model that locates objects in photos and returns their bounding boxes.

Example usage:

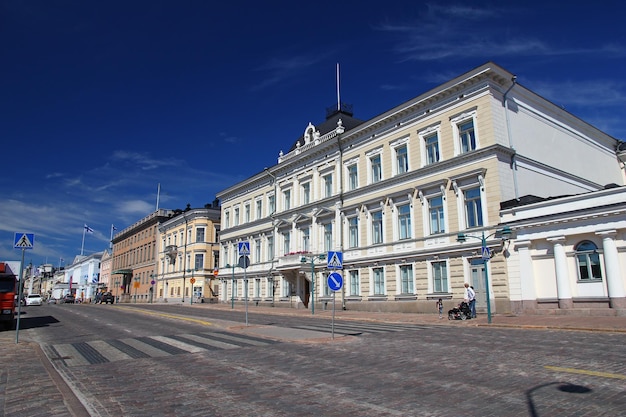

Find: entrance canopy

[112,269,133,275]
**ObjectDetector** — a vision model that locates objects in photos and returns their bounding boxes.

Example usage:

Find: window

[225,211,230,228]
[373,267,385,295]
[349,270,360,296]
[267,236,274,260]
[193,254,203,270]
[254,239,261,263]
[282,232,290,255]
[255,278,261,298]
[234,207,240,226]
[302,227,310,252]
[268,195,275,214]
[196,227,205,243]
[302,182,311,204]
[323,223,333,251]
[256,200,262,219]
[348,164,358,190]
[395,144,408,175]
[323,174,333,198]
[370,155,382,183]
[244,204,250,223]
[283,189,291,210]
[425,133,440,164]
[575,241,602,281]
[464,187,483,228]
[348,216,359,248]
[399,265,414,294]
[397,204,411,240]
[322,272,331,296]
[232,280,238,298]
[372,211,383,244]
[459,120,476,153]
[432,261,448,293]
[429,196,445,234]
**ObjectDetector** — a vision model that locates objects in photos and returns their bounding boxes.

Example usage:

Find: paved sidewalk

[1,306,624,416]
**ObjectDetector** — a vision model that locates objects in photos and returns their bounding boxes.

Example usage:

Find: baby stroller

[448,301,472,320]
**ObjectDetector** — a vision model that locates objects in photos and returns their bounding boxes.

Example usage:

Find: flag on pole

[112,224,117,231]
[84,224,94,234]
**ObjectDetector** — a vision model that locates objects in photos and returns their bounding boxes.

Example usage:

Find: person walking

[436,298,444,319]
[464,283,476,318]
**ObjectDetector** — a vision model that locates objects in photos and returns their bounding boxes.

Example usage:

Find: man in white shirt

[464,283,476,318]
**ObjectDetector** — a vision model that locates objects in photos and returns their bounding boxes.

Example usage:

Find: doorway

[470,260,487,311]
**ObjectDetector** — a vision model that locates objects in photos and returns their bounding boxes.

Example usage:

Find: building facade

[111,209,173,303]
[157,204,221,303]
[216,62,623,315]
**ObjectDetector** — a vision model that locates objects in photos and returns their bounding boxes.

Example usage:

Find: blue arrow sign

[14,233,35,249]
[327,251,343,269]
[327,272,343,292]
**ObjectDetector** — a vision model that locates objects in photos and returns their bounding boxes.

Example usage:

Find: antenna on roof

[336,63,340,111]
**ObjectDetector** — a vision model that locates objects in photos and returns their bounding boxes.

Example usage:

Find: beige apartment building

[216,62,623,315]
[111,209,173,302]
[157,204,221,303]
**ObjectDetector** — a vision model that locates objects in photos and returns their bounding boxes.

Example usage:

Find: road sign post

[238,242,251,327]
[327,272,343,339]
[14,233,34,344]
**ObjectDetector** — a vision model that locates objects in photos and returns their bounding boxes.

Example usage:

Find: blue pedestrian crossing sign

[327,251,343,269]
[14,233,35,249]
[481,246,491,260]
[238,241,250,256]
[327,272,343,292]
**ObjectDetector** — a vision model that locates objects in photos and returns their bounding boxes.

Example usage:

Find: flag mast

[156,183,161,211]
[336,63,340,111]
[80,225,86,256]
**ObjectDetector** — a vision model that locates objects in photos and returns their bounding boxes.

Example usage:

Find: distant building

[216,61,623,315]
[157,203,221,303]
[63,252,104,301]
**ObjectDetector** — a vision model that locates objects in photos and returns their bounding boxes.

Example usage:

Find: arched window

[575,241,602,281]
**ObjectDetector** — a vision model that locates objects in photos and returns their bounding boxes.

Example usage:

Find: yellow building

[157,204,221,303]
[216,62,622,314]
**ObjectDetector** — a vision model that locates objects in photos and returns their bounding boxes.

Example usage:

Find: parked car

[101,292,114,304]
[61,294,75,304]
[25,294,43,306]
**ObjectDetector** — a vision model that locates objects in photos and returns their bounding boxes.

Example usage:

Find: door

[470,260,486,310]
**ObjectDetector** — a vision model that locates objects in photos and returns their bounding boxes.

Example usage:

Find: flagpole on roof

[110,224,114,250]
[156,183,161,211]
[81,225,86,256]
[336,63,340,111]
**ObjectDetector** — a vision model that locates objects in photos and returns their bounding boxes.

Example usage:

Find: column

[547,236,572,308]
[596,230,626,308]
[516,241,536,308]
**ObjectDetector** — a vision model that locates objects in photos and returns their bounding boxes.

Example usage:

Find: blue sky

[2,1,625,267]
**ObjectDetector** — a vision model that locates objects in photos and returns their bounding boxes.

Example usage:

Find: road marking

[545,366,626,380]
[114,306,214,326]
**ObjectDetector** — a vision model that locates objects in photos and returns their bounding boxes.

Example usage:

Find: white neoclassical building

[216,62,624,316]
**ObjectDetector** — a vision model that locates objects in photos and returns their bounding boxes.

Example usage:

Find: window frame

[575,241,603,281]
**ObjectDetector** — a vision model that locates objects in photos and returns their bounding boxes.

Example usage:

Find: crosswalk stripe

[87,340,133,362]
[53,344,91,367]
[150,335,206,353]
[200,331,274,347]
[169,334,241,350]
[120,338,172,358]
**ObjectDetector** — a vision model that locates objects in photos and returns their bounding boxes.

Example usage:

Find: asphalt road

[15,304,626,417]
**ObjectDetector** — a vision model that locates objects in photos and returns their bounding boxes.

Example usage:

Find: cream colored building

[157,204,221,303]
[216,62,623,315]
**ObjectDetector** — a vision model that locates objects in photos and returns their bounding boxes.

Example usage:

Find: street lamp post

[457,226,512,324]
[226,264,236,309]
[300,254,326,315]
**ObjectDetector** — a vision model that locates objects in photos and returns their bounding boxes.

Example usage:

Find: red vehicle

[0,262,17,330]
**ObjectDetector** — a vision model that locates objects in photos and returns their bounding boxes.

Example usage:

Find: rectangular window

[425,133,440,164]
[233,280,238,298]
[194,253,203,271]
[398,204,411,240]
[244,204,250,223]
[400,265,414,294]
[396,145,408,174]
[234,208,240,226]
[348,165,358,190]
[324,174,333,197]
[373,267,385,295]
[464,187,483,228]
[254,239,261,263]
[267,236,274,261]
[282,232,291,255]
[429,196,445,234]
[283,190,291,210]
[256,200,262,219]
[348,217,359,248]
[268,195,275,214]
[302,182,310,204]
[459,120,476,153]
[225,212,230,228]
[371,155,382,183]
[349,270,360,296]
[372,211,383,244]
[302,227,310,252]
[255,278,261,298]
[196,227,205,243]
[432,261,448,293]
[324,223,332,251]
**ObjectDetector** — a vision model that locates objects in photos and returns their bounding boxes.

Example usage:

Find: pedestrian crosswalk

[291,322,430,336]
[44,330,279,367]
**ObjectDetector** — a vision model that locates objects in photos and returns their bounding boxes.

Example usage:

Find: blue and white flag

[84,224,94,234]
[112,224,117,231]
